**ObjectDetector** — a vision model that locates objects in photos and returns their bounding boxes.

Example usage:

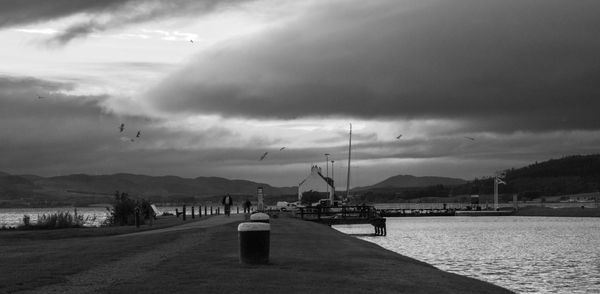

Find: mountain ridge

[354,174,467,191]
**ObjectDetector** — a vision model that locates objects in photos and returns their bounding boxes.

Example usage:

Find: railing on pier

[378,208,456,217]
[297,205,386,236]
[298,205,378,220]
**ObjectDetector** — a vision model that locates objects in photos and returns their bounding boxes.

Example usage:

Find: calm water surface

[334,216,600,294]
[0,205,235,227]
[0,207,109,227]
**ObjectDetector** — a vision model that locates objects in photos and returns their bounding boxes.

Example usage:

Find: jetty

[297,205,387,236]
[379,208,456,217]
[0,214,513,293]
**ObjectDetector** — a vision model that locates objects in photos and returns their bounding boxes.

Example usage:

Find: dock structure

[379,208,456,217]
[297,205,387,236]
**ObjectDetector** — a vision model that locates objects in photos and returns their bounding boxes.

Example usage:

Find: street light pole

[345,123,352,200]
[331,160,335,201]
[324,153,330,201]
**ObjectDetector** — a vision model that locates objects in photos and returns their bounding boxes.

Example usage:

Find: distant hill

[354,175,466,191]
[0,172,297,207]
[0,174,36,199]
[352,154,600,203]
[450,154,600,199]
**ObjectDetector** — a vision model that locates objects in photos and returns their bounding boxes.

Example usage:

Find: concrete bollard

[238,222,270,264]
[250,212,270,223]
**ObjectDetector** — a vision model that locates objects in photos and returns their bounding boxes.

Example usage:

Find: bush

[17,210,96,230]
[22,214,31,226]
[105,191,150,226]
[1,224,16,230]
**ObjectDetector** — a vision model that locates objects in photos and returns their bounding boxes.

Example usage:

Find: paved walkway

[21,214,245,294]
[115,214,245,237]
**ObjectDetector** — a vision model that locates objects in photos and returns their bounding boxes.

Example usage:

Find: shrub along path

[4,215,513,294]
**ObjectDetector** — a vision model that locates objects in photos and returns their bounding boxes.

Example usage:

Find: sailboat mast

[345,123,352,199]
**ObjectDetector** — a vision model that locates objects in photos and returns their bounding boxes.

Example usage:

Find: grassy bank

[1,214,512,293]
[514,206,600,217]
[0,215,198,240]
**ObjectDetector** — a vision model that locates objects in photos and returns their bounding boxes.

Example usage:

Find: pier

[379,208,456,217]
[297,205,387,236]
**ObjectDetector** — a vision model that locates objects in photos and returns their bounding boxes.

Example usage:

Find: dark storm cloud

[0,76,238,177]
[0,0,253,44]
[0,76,115,147]
[0,0,127,27]
[150,0,600,132]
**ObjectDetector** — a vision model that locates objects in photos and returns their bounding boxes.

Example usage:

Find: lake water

[0,205,238,228]
[0,207,110,227]
[334,216,600,294]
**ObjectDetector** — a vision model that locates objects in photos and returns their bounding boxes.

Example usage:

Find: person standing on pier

[222,194,234,216]
[243,198,252,213]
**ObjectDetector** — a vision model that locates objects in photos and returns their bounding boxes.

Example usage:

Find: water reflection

[334,216,600,294]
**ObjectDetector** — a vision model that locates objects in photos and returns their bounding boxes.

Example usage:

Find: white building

[298,165,334,203]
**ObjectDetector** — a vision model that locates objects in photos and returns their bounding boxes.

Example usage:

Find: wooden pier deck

[297,205,387,236]
[379,208,456,217]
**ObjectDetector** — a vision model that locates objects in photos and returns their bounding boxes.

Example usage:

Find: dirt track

[20,215,244,294]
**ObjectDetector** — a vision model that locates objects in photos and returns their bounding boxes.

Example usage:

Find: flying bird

[190,40,194,43]
[464,136,475,141]
[119,123,125,133]
[280,147,286,151]
[259,152,268,160]
[37,95,45,99]
[136,130,141,138]
[396,134,402,139]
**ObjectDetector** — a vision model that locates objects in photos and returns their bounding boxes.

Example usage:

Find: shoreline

[512,205,600,217]
[1,214,513,293]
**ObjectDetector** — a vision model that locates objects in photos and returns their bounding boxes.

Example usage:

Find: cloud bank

[0,0,253,44]
[147,0,600,133]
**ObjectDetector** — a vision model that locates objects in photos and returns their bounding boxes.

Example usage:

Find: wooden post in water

[175,208,179,218]
[192,206,195,219]
[210,206,213,215]
[237,206,239,214]
[198,205,202,217]
[183,205,187,221]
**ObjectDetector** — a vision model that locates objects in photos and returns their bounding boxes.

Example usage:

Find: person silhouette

[243,198,252,213]
[222,194,234,216]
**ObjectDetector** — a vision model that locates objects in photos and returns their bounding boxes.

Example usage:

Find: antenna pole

[345,123,352,200]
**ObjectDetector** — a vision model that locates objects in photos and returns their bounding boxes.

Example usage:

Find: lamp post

[494,171,506,211]
[331,160,335,202]
[324,153,330,195]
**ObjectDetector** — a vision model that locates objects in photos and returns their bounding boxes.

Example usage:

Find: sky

[1,0,600,188]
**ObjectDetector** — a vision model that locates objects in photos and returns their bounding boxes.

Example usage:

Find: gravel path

[20,215,244,294]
